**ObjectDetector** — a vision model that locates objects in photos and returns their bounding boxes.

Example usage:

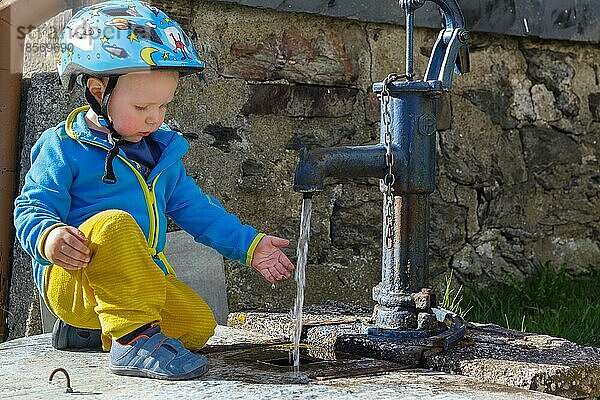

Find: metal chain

[381,73,402,249]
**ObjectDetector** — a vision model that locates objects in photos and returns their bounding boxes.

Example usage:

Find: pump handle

[418,0,470,89]
[427,0,465,30]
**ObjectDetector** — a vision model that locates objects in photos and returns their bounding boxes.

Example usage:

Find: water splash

[291,196,312,373]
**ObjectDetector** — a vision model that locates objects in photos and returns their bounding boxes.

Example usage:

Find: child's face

[100,70,179,142]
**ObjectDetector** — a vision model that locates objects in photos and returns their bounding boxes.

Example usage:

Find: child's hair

[56,1,204,184]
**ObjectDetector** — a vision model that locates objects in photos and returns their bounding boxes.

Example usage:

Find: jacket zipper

[77,137,162,251]
[146,177,162,250]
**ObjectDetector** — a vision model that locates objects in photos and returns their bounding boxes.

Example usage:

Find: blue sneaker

[109,325,209,380]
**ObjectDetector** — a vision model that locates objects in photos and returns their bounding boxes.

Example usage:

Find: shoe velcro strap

[146,337,188,367]
[136,332,169,358]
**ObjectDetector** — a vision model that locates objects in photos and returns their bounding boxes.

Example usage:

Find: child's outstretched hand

[251,235,295,283]
[44,226,91,270]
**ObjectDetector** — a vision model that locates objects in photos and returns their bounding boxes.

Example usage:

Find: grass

[440,270,472,317]
[443,262,600,347]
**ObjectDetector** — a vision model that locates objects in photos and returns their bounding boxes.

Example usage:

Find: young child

[14,1,294,380]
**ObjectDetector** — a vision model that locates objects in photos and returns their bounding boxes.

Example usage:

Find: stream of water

[291,196,312,373]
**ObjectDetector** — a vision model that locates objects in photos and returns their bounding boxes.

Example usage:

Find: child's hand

[251,235,295,283]
[44,226,91,270]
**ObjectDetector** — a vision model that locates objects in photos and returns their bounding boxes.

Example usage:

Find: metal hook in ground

[49,367,74,393]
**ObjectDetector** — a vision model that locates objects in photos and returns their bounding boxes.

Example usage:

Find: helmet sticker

[99,5,142,18]
[165,27,189,60]
[103,44,129,59]
[69,20,98,52]
[140,47,158,66]
[140,2,161,17]
[104,18,130,30]
[105,18,163,45]
[131,23,163,44]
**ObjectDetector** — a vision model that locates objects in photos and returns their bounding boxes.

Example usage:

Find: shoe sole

[108,363,209,380]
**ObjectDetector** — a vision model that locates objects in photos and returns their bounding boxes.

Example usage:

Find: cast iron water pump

[294,0,470,343]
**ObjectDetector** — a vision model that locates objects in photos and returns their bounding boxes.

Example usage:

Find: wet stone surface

[210,344,409,383]
[0,326,566,400]
[230,308,600,399]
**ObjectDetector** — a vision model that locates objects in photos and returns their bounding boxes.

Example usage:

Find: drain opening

[259,355,324,367]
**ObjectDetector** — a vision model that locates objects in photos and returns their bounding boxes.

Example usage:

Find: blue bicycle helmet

[58,0,204,89]
[57,1,204,184]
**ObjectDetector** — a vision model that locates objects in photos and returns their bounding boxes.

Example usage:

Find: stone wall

[171,1,599,307]
[9,0,599,337]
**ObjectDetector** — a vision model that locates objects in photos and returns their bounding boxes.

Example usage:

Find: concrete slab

[0,327,565,400]
[165,230,229,325]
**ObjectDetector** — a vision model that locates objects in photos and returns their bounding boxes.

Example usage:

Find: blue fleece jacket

[14,106,263,293]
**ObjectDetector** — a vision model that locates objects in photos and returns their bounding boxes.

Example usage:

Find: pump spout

[293,145,406,194]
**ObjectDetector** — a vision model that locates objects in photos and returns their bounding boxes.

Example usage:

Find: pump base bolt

[459,30,470,42]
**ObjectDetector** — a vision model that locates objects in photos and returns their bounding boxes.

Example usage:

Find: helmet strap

[84,76,122,184]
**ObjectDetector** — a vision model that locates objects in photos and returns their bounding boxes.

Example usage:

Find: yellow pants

[42,210,217,351]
